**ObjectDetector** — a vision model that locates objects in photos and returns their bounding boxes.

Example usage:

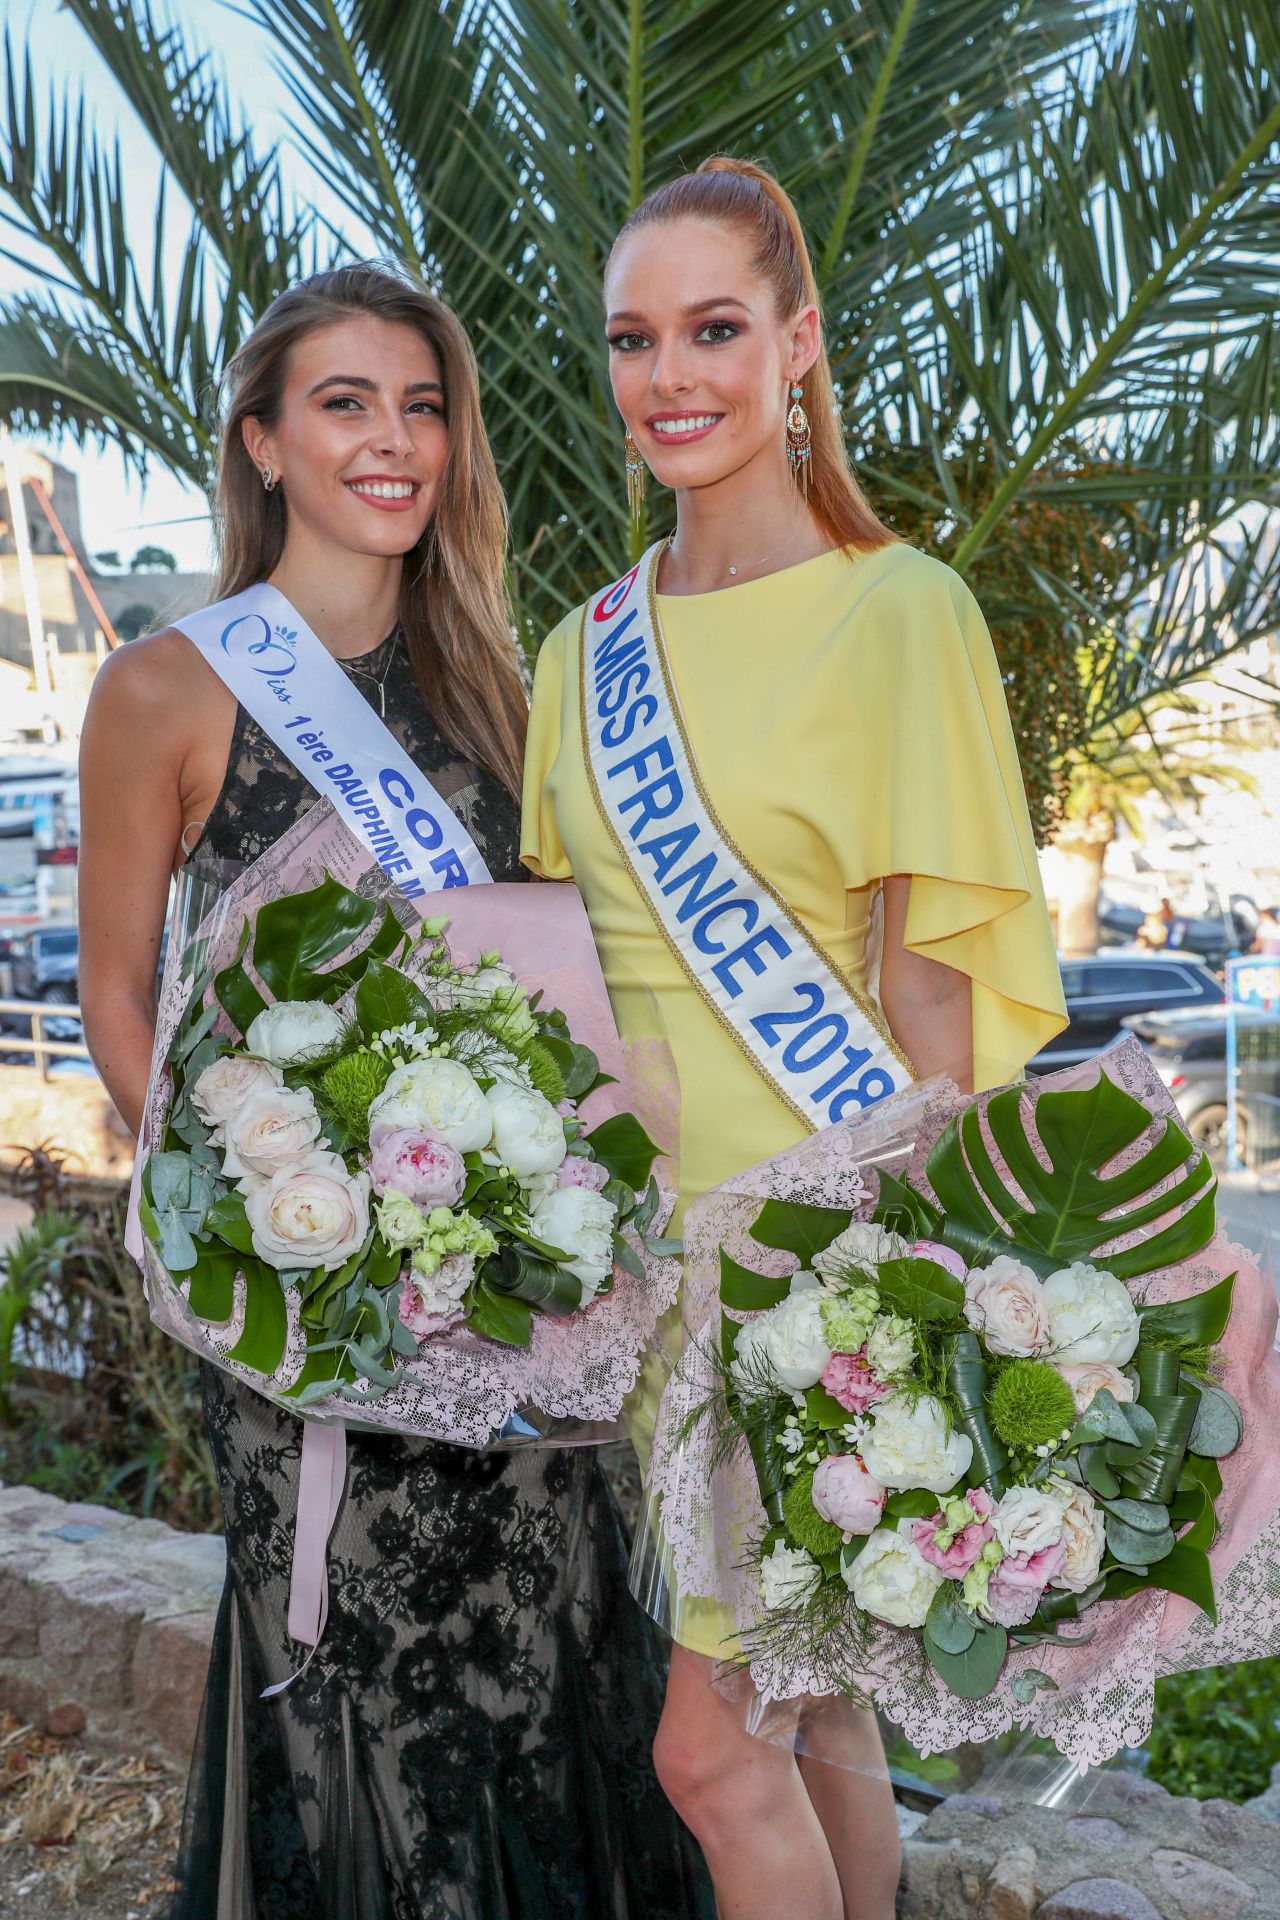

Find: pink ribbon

[261,1421,348,1699]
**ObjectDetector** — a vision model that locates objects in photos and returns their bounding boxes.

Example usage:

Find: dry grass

[0,1714,182,1911]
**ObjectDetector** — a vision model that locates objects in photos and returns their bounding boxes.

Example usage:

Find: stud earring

[623,430,646,526]
[785,383,811,497]
[261,466,276,492]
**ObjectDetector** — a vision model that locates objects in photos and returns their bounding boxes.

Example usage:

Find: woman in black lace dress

[78,262,711,1920]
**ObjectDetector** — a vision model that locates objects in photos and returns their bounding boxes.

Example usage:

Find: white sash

[178,583,491,894]
[580,543,912,1131]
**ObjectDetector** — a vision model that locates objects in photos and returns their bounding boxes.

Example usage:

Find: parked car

[1029,953,1225,1074]
[1124,1005,1280,1168]
[0,925,82,1058]
[1097,892,1257,968]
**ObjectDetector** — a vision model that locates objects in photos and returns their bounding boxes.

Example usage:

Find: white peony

[864,1313,916,1379]
[747,1292,834,1392]
[1043,1262,1140,1366]
[858,1392,973,1495]
[812,1220,907,1285]
[847,1519,946,1628]
[964,1255,1049,1357]
[1056,1361,1136,1418]
[246,998,346,1066]
[190,1053,283,1141]
[529,1184,617,1300]
[368,1058,493,1153]
[485,1081,567,1180]
[244,1148,370,1271]
[221,1084,322,1183]
[992,1483,1067,1559]
[760,1539,822,1611]
[1046,1475,1106,1594]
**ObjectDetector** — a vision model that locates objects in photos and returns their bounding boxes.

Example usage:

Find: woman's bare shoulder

[85,626,229,725]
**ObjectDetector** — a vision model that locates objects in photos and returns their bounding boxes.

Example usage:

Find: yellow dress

[520,540,1067,1649]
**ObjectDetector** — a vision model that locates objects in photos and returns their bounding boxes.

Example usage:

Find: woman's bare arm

[878,874,975,1093]
[77,637,192,1136]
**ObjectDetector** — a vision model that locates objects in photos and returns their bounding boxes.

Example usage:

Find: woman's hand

[878,875,974,1094]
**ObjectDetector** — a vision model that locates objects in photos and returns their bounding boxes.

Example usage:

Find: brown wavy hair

[213,262,526,797]
[610,156,894,554]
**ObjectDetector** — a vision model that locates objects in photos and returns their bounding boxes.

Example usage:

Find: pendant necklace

[344,629,399,717]
[666,523,807,580]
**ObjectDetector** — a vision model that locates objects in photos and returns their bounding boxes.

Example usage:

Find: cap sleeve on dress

[852,554,1066,1088]
[520,614,576,881]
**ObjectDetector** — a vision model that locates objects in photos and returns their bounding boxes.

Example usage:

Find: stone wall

[0,1484,220,1763]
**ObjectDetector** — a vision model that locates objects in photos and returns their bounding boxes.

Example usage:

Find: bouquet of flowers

[650,1043,1280,1767]
[131,802,682,1449]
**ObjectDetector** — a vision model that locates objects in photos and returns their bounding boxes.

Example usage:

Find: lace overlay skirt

[170,1366,711,1920]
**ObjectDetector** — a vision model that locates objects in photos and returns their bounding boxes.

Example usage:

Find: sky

[0,0,351,575]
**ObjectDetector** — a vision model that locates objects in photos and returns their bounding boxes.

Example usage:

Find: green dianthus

[318,1048,393,1148]
[990,1359,1076,1450]
[782,1464,844,1557]
[524,1037,567,1107]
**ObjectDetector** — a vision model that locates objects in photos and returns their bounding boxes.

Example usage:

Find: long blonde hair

[214,262,527,797]
[610,157,893,553]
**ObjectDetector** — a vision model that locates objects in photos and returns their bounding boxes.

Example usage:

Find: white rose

[368,1058,493,1153]
[484,1082,567,1179]
[993,1483,1066,1559]
[760,1539,821,1612]
[864,1313,915,1379]
[964,1255,1049,1357]
[847,1519,946,1628]
[1055,1361,1136,1418]
[858,1392,973,1495]
[246,999,346,1066]
[244,1148,370,1271]
[812,1220,907,1285]
[1046,1475,1106,1594]
[1043,1262,1140,1366]
[190,1054,284,1141]
[529,1184,617,1301]
[756,1291,833,1391]
[222,1085,322,1182]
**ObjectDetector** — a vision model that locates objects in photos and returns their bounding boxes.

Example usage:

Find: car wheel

[1188,1103,1246,1168]
[39,982,75,1005]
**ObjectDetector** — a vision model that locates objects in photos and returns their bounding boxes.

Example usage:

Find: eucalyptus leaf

[1080,1445,1120,1500]
[1187,1384,1243,1459]
[1102,1496,1171,1533]
[924,1619,1008,1699]
[1011,1667,1060,1705]
[1070,1388,1139,1448]
[925,1585,978,1655]
[612,1234,644,1280]
[1105,1513,1175,1565]
[156,1208,198,1272]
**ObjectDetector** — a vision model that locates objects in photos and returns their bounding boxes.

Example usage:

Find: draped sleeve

[520,612,577,881]
[845,550,1066,1088]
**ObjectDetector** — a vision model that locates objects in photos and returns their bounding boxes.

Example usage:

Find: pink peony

[910,1240,968,1281]
[912,1488,997,1577]
[558,1155,611,1192]
[368,1128,466,1207]
[811,1453,886,1535]
[821,1346,889,1414]
[984,1540,1067,1628]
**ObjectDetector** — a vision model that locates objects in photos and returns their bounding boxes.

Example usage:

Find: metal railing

[0,996,93,1080]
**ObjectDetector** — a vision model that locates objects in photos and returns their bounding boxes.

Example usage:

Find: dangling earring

[261,466,275,492]
[623,430,646,526]
[786,383,811,497]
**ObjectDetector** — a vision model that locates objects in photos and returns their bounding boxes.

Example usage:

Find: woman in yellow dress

[521,157,1066,1920]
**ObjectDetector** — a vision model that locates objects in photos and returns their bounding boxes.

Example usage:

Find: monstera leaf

[926,1071,1216,1282]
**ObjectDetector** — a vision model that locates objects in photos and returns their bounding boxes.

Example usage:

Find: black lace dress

[172,630,711,1920]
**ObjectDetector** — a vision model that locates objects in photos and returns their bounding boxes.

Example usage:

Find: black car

[1124,1005,1280,1168]
[1030,953,1225,1074]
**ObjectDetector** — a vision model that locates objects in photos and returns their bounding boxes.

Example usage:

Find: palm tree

[2,0,1279,836]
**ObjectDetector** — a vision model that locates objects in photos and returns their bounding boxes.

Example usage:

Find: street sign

[1228,957,1280,1011]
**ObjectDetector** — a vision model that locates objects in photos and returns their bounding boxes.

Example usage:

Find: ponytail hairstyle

[213,261,527,799]
[610,156,894,554]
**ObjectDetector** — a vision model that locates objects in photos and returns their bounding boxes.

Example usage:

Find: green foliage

[318,1047,393,1149]
[991,1358,1077,1450]
[1146,1659,1280,1802]
[523,1037,567,1109]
